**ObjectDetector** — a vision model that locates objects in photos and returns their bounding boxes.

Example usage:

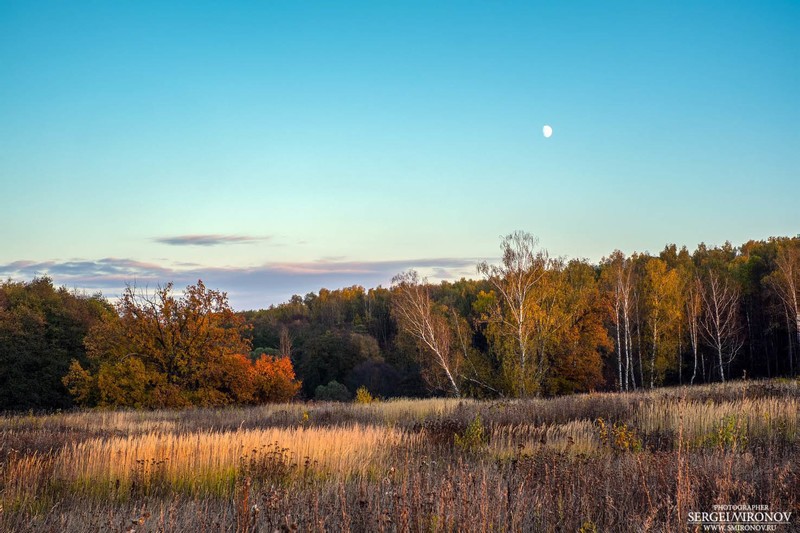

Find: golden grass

[0,398,469,436]
[0,409,180,434]
[489,419,600,456]
[635,396,799,443]
[351,397,470,422]
[1,380,798,531]
[57,424,417,495]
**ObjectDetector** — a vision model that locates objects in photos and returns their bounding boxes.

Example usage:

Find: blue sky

[1,1,798,308]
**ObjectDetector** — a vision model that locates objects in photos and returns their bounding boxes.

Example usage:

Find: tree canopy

[0,277,110,409]
[1,234,799,409]
[63,281,300,408]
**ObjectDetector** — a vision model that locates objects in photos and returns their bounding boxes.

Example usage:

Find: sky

[1,1,798,309]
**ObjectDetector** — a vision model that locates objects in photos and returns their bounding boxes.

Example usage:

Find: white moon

[543,125,553,138]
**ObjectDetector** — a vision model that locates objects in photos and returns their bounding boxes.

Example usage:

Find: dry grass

[1,379,798,532]
[489,419,601,456]
[635,396,799,444]
[61,424,417,496]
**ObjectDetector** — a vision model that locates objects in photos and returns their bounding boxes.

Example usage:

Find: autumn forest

[1,232,798,411]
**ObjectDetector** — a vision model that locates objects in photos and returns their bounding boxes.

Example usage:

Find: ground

[1,380,798,532]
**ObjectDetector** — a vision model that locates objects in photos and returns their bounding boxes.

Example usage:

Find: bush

[596,417,642,452]
[354,386,375,404]
[702,415,748,450]
[454,414,487,452]
[314,380,351,402]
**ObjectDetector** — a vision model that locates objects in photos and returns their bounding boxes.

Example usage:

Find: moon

[543,125,553,138]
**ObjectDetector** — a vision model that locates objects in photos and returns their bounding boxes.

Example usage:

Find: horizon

[2,1,798,309]
[3,232,795,310]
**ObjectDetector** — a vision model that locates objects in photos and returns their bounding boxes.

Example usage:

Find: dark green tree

[0,277,110,409]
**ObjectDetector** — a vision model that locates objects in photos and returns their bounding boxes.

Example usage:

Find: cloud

[0,257,483,310]
[154,234,271,246]
[1,258,172,283]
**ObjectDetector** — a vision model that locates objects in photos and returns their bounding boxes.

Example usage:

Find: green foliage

[0,277,110,409]
[702,415,748,450]
[454,414,487,452]
[295,330,376,398]
[314,380,351,402]
[3,235,800,410]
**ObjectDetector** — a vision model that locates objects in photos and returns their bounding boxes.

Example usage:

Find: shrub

[703,414,748,449]
[596,417,642,452]
[314,380,351,402]
[354,386,375,404]
[454,414,487,451]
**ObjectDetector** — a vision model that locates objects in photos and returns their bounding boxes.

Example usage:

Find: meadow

[1,380,798,532]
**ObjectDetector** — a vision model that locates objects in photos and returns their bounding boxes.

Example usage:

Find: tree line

[0,232,798,409]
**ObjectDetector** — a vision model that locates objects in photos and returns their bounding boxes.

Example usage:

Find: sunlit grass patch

[634,395,799,447]
[54,424,417,498]
[490,419,601,457]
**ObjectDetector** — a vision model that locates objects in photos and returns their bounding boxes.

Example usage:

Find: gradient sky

[1,1,798,308]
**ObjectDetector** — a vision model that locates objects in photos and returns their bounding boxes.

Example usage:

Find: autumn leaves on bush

[63,281,300,408]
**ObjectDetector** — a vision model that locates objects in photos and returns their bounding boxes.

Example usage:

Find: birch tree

[699,270,743,383]
[766,240,800,375]
[685,276,704,384]
[477,231,550,396]
[391,270,461,397]
[279,326,293,359]
[601,250,636,391]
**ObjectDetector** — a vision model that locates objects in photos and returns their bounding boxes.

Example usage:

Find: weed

[354,386,375,405]
[454,414,487,452]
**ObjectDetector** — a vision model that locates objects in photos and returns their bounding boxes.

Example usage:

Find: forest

[1,232,798,410]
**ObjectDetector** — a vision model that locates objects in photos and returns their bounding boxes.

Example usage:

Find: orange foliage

[252,355,301,403]
[64,281,300,407]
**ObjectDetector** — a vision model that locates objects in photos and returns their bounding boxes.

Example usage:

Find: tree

[279,326,293,359]
[392,270,461,397]
[314,380,351,401]
[698,270,743,383]
[294,330,379,398]
[478,231,552,397]
[345,360,402,398]
[684,275,704,384]
[600,251,637,391]
[65,280,259,407]
[642,258,682,387]
[546,259,611,394]
[252,354,302,402]
[0,277,110,409]
[765,239,800,375]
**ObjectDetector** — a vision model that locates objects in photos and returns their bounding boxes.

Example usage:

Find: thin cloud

[154,234,271,246]
[0,258,174,286]
[0,257,484,310]
[263,258,479,276]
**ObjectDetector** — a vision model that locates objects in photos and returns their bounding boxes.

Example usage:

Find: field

[1,380,798,532]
